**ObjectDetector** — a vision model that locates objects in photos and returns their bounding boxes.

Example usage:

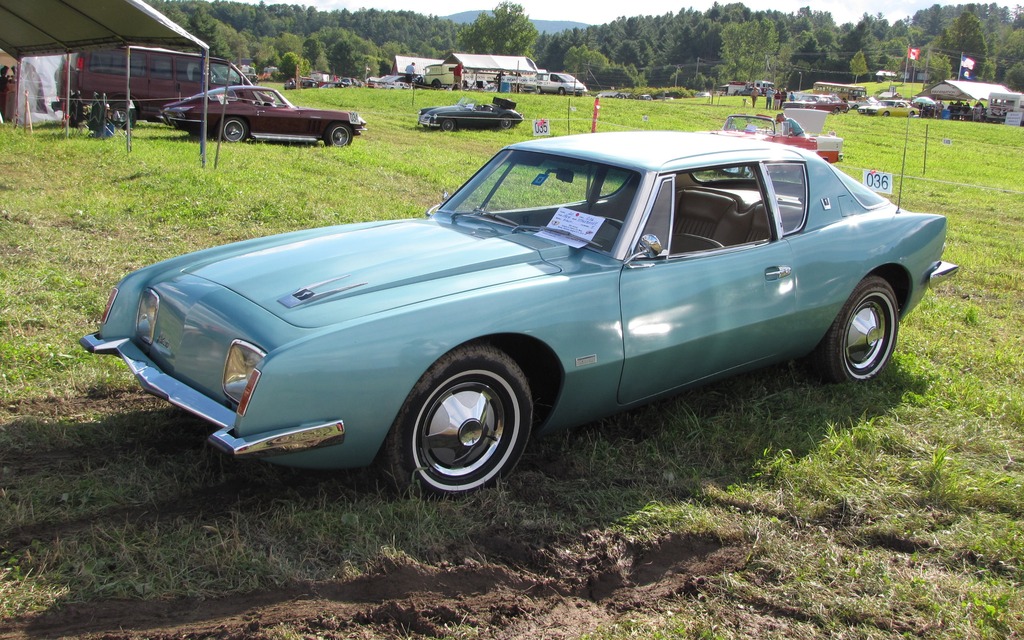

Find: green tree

[718,19,778,82]
[279,51,310,80]
[850,50,869,82]
[925,48,953,84]
[1005,61,1024,90]
[458,3,538,56]
[328,32,377,77]
[273,33,300,55]
[564,45,610,75]
[188,6,229,58]
[303,37,328,72]
[938,11,988,78]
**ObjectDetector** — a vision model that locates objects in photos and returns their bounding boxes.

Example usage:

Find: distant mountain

[444,10,590,33]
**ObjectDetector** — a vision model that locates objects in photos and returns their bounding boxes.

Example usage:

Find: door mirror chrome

[637,234,663,258]
[627,234,664,264]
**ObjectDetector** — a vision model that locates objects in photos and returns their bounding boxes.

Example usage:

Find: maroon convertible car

[160,85,367,147]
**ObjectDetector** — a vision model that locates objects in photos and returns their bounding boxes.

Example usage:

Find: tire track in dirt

[2,393,748,639]
[3,534,747,639]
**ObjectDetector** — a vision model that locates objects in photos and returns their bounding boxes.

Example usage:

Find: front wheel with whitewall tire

[382,343,532,496]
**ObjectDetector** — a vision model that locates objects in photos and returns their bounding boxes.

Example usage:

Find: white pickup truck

[534,72,587,96]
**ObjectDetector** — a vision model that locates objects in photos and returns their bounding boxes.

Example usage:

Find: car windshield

[724,115,775,134]
[440,149,642,253]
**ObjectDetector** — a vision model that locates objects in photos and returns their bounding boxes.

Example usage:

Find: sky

[235,0,1017,29]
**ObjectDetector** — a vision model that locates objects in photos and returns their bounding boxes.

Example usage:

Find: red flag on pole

[907,47,920,60]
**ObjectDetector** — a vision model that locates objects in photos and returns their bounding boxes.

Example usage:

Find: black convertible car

[418,97,524,131]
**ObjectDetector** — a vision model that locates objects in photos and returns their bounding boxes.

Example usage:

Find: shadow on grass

[3,360,927,628]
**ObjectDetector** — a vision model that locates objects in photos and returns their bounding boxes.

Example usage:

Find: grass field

[1,87,1023,638]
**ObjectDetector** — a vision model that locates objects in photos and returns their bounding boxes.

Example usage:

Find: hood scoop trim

[278,275,367,308]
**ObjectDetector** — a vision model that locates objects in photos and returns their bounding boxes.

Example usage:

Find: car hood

[184,220,562,328]
[783,108,827,134]
[420,104,469,115]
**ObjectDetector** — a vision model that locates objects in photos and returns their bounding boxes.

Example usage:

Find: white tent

[920,80,1012,102]
[393,55,442,76]
[0,0,211,163]
[441,53,539,75]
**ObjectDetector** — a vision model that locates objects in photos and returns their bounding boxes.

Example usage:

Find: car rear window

[831,166,890,209]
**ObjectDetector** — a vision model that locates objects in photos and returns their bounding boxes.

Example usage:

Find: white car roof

[507,131,811,173]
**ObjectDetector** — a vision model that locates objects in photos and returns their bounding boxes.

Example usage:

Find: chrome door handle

[764,265,792,281]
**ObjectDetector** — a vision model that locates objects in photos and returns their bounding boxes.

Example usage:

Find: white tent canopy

[920,80,1012,102]
[0,0,204,57]
[441,53,539,74]
[393,55,442,75]
[0,0,211,164]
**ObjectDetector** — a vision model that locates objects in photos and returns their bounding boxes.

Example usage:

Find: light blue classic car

[81,132,957,495]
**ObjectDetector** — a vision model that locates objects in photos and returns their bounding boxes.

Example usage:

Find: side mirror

[627,234,664,263]
[637,234,663,258]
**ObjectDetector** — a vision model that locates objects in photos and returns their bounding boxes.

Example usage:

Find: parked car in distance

[858,99,918,117]
[418,97,524,131]
[81,131,956,496]
[535,71,587,95]
[160,85,366,146]
[55,47,251,125]
[782,94,850,114]
[366,74,412,89]
[848,96,880,111]
[714,110,844,163]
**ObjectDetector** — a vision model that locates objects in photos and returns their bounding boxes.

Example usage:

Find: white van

[535,72,587,96]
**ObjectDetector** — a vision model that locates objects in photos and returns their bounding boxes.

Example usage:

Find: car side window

[764,163,808,235]
[638,177,675,256]
[211,63,232,86]
[150,55,173,80]
[669,165,772,255]
[176,61,201,83]
[253,90,278,106]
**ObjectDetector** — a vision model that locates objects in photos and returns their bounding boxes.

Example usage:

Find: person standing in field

[750,85,760,109]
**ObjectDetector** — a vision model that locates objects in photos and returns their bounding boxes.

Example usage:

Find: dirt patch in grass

[6,535,745,639]
[1,394,750,639]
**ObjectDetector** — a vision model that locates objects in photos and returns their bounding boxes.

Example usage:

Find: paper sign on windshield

[537,208,604,248]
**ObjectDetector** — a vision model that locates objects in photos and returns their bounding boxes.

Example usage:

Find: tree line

[149,0,1024,91]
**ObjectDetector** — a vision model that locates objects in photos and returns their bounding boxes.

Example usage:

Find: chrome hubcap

[420,382,504,477]
[846,300,886,371]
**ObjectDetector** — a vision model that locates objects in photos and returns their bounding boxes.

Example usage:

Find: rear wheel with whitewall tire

[811,276,900,383]
[221,117,248,142]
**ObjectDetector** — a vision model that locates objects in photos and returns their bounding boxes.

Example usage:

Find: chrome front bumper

[928,261,959,288]
[80,333,345,458]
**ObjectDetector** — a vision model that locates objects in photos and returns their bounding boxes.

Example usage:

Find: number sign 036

[862,169,893,194]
